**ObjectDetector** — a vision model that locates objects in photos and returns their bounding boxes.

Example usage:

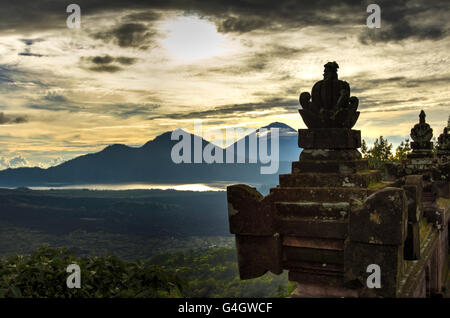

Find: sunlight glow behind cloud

[160,15,226,61]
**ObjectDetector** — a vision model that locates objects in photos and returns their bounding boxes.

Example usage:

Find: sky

[0,0,449,169]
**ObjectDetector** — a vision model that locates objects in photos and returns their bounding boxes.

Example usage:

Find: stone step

[292,159,368,174]
[279,171,382,188]
[269,186,372,203]
[288,269,344,286]
[298,128,361,149]
[275,201,349,219]
[282,260,344,274]
[283,246,344,265]
[282,236,345,251]
[275,218,348,239]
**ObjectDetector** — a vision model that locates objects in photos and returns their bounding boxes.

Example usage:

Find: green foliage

[0,246,295,298]
[148,247,295,298]
[0,245,185,298]
[394,139,411,162]
[361,136,394,170]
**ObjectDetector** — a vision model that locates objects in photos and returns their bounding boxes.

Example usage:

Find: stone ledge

[298,128,361,149]
[279,171,382,188]
[292,159,368,174]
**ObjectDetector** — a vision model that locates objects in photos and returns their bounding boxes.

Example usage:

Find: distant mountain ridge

[0,123,301,187]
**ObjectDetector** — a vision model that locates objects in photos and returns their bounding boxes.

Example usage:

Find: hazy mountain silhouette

[0,122,301,187]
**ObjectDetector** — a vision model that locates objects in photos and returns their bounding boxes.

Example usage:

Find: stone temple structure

[226,62,449,297]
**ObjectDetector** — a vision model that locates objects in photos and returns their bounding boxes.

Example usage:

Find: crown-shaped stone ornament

[437,115,450,155]
[410,110,433,148]
[299,61,359,128]
[408,110,434,159]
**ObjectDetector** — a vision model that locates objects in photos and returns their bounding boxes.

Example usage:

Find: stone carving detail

[437,115,450,153]
[299,61,359,129]
[410,110,433,149]
[406,110,435,160]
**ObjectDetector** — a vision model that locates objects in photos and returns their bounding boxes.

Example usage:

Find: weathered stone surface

[431,180,449,199]
[298,129,361,149]
[349,187,408,245]
[282,236,344,250]
[300,149,362,161]
[269,187,372,203]
[344,241,404,298]
[423,203,445,230]
[404,222,421,260]
[227,184,273,235]
[275,218,348,239]
[283,246,343,265]
[385,162,406,180]
[283,259,344,274]
[235,234,282,279]
[279,171,381,188]
[289,270,343,287]
[275,201,349,220]
[292,159,368,174]
[402,184,422,223]
[291,281,360,298]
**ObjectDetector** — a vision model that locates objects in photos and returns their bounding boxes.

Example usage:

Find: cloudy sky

[0,0,449,169]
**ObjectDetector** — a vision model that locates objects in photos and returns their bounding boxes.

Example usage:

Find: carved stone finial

[410,110,433,146]
[437,115,450,154]
[419,110,426,124]
[299,62,359,129]
[408,110,434,158]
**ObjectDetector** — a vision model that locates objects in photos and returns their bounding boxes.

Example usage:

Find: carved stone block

[235,234,282,279]
[349,187,408,245]
[298,129,361,149]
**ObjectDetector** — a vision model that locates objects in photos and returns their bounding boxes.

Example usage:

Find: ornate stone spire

[409,110,433,158]
[437,115,450,156]
[299,61,359,129]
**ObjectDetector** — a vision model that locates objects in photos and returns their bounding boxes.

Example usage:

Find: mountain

[0,123,301,187]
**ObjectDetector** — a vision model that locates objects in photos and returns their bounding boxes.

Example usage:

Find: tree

[361,136,394,170]
[394,139,411,162]
[0,246,186,298]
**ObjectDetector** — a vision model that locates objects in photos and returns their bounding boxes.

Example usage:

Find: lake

[28,182,230,192]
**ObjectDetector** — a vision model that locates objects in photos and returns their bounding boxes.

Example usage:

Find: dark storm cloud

[28,93,160,119]
[28,103,82,112]
[93,23,156,49]
[0,1,446,44]
[43,93,69,103]
[201,45,312,75]
[0,64,48,90]
[0,112,28,124]
[0,66,15,85]
[80,55,138,73]
[359,0,449,43]
[107,103,161,119]
[344,73,450,95]
[19,51,44,57]
[217,16,268,33]
[155,97,298,120]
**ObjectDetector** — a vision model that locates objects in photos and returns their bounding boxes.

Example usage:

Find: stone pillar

[345,187,408,297]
